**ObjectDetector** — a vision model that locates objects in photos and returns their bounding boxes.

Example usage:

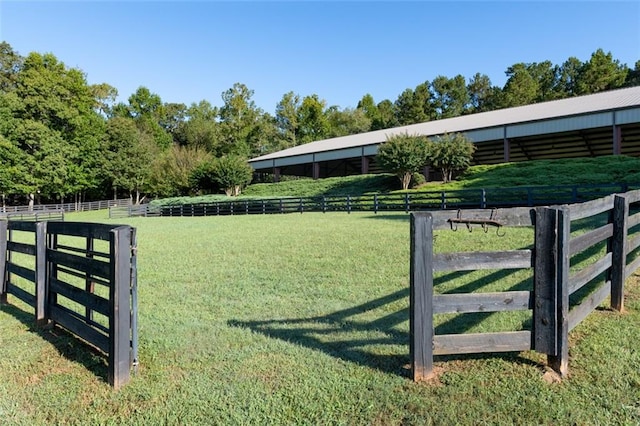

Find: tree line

[0,41,637,205]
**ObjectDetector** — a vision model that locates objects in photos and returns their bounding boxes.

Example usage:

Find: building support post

[361,156,369,175]
[273,167,281,183]
[312,162,320,180]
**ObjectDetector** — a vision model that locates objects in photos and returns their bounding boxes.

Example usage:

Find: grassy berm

[153,155,640,206]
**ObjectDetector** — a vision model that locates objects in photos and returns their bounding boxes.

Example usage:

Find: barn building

[249,86,640,180]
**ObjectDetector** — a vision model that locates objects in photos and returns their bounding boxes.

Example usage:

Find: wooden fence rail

[0,221,138,389]
[410,189,640,381]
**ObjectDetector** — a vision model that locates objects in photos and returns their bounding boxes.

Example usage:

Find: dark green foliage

[428,133,476,183]
[210,155,254,196]
[377,133,430,190]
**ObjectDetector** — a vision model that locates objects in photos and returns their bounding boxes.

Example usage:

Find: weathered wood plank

[433,291,532,314]
[610,195,629,311]
[433,331,532,355]
[49,277,110,317]
[550,207,570,377]
[47,222,121,241]
[50,305,109,353]
[627,211,640,229]
[429,207,535,230]
[533,208,558,355]
[568,252,612,295]
[47,249,111,281]
[7,262,35,282]
[568,281,611,331]
[567,194,614,221]
[625,254,640,279]
[410,213,434,382]
[7,221,37,232]
[7,283,36,307]
[625,189,640,204]
[35,222,46,324]
[109,226,132,389]
[433,250,532,272]
[7,241,36,256]
[626,233,640,254]
[569,224,613,257]
[0,221,6,303]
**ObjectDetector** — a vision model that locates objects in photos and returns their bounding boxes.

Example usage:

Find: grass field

[1,211,640,424]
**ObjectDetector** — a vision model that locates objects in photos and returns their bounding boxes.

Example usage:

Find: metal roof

[249,86,640,163]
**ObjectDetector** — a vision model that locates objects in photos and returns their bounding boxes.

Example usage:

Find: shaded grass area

[0,212,639,424]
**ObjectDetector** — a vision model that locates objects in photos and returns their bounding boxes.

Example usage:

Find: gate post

[410,213,434,381]
[35,221,47,325]
[610,194,629,311]
[533,207,570,377]
[0,220,7,304]
[109,226,133,389]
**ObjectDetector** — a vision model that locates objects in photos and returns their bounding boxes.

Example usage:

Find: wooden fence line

[2,198,131,214]
[0,221,138,389]
[410,188,640,381]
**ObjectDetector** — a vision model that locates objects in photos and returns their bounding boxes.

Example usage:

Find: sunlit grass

[0,211,639,424]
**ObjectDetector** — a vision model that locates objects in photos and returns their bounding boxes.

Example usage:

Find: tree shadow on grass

[0,302,108,383]
[229,271,541,378]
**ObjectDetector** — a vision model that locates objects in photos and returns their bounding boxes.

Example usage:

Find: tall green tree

[466,73,494,113]
[375,99,398,130]
[275,91,301,148]
[576,49,628,94]
[431,75,470,118]
[326,106,371,138]
[219,82,263,156]
[501,63,538,107]
[0,42,23,93]
[298,94,329,143]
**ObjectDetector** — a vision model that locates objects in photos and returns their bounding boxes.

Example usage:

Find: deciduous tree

[377,133,430,190]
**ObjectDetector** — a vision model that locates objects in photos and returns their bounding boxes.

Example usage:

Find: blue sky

[1,1,639,114]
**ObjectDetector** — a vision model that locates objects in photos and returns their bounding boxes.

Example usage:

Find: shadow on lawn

[0,302,108,383]
[229,268,541,377]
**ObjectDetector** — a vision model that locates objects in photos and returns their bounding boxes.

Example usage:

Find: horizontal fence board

[627,233,640,255]
[433,291,532,314]
[7,263,35,282]
[625,255,640,279]
[47,222,120,241]
[433,250,532,272]
[7,241,36,256]
[433,331,532,355]
[57,266,111,287]
[55,244,110,259]
[569,224,613,256]
[567,194,615,221]
[429,208,535,229]
[568,281,611,331]
[628,212,640,229]
[626,189,640,204]
[8,221,37,232]
[47,250,111,281]
[49,277,110,317]
[568,253,612,295]
[50,305,109,353]
[7,283,36,307]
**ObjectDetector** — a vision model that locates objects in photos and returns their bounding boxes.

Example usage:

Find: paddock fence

[410,189,640,381]
[0,221,138,389]
[2,198,131,214]
[120,183,638,218]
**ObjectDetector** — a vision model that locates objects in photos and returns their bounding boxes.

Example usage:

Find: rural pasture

[1,211,639,424]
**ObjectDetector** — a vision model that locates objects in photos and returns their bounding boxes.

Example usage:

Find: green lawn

[1,212,639,424]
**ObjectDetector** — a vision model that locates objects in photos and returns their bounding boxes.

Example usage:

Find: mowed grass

[1,212,640,424]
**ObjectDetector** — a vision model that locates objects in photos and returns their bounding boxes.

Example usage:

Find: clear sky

[1,1,639,115]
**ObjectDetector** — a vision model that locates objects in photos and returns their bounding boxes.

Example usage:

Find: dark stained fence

[410,189,640,381]
[140,183,637,218]
[0,221,138,389]
[0,209,65,222]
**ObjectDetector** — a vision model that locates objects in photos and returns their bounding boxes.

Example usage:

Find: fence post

[610,194,629,311]
[109,226,132,390]
[410,213,434,381]
[374,194,378,214]
[35,221,47,325]
[0,221,7,304]
[347,196,351,214]
[533,206,570,377]
[527,188,534,206]
[440,192,446,209]
[480,189,486,209]
[322,196,326,213]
